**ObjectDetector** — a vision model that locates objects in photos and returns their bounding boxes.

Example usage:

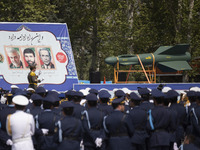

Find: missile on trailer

[105,44,192,72]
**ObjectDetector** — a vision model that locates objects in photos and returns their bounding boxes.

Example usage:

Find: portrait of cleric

[6,47,24,69]
[39,48,55,69]
[23,48,37,68]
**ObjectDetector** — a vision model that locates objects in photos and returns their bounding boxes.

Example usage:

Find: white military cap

[79,89,89,96]
[12,95,29,106]
[27,88,35,92]
[11,85,19,89]
[121,88,131,94]
[162,87,172,93]
[190,86,200,92]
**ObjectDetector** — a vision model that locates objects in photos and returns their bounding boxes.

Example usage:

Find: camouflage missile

[105,44,192,72]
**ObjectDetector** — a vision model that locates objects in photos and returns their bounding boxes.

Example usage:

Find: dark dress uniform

[147,89,172,150]
[35,95,61,150]
[103,97,134,150]
[0,105,15,149]
[54,102,82,150]
[81,94,106,150]
[128,92,149,150]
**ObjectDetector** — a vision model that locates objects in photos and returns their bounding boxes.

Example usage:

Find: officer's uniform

[54,101,82,150]
[6,95,35,150]
[35,95,61,150]
[164,90,178,150]
[103,97,134,150]
[129,92,149,150]
[168,90,187,147]
[190,91,200,148]
[71,91,86,119]
[81,94,106,150]
[185,91,198,135]
[147,89,172,150]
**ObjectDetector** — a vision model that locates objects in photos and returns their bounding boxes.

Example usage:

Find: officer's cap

[186,91,196,97]
[112,96,125,104]
[162,87,172,93]
[65,90,76,97]
[130,92,142,101]
[11,85,19,89]
[151,89,165,98]
[60,101,74,108]
[12,95,29,106]
[99,90,111,99]
[86,93,98,101]
[43,94,59,103]
[89,89,99,95]
[138,87,150,95]
[166,90,179,99]
[79,89,89,96]
[121,88,131,94]
[35,87,46,94]
[27,88,35,92]
[31,93,43,101]
[75,91,84,97]
[47,90,59,97]
[189,86,200,92]
[14,89,28,97]
[115,90,125,97]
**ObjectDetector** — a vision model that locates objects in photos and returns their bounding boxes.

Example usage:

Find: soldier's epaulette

[30,72,36,76]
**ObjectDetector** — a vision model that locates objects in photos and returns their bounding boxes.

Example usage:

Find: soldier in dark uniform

[98,90,113,115]
[27,65,41,90]
[129,92,149,150]
[185,90,198,135]
[81,93,106,150]
[167,89,186,148]
[72,91,86,119]
[164,90,178,150]
[35,95,61,150]
[189,91,200,149]
[54,101,82,150]
[27,93,44,149]
[103,97,134,150]
[0,93,15,149]
[147,89,172,150]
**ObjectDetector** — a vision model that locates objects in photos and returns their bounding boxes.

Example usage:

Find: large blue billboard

[0,22,78,91]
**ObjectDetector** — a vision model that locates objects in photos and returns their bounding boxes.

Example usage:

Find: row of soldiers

[0,85,200,150]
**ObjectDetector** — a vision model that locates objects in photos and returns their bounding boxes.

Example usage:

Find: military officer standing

[54,101,82,150]
[6,95,35,150]
[103,97,134,150]
[81,93,105,150]
[129,92,149,150]
[35,95,61,150]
